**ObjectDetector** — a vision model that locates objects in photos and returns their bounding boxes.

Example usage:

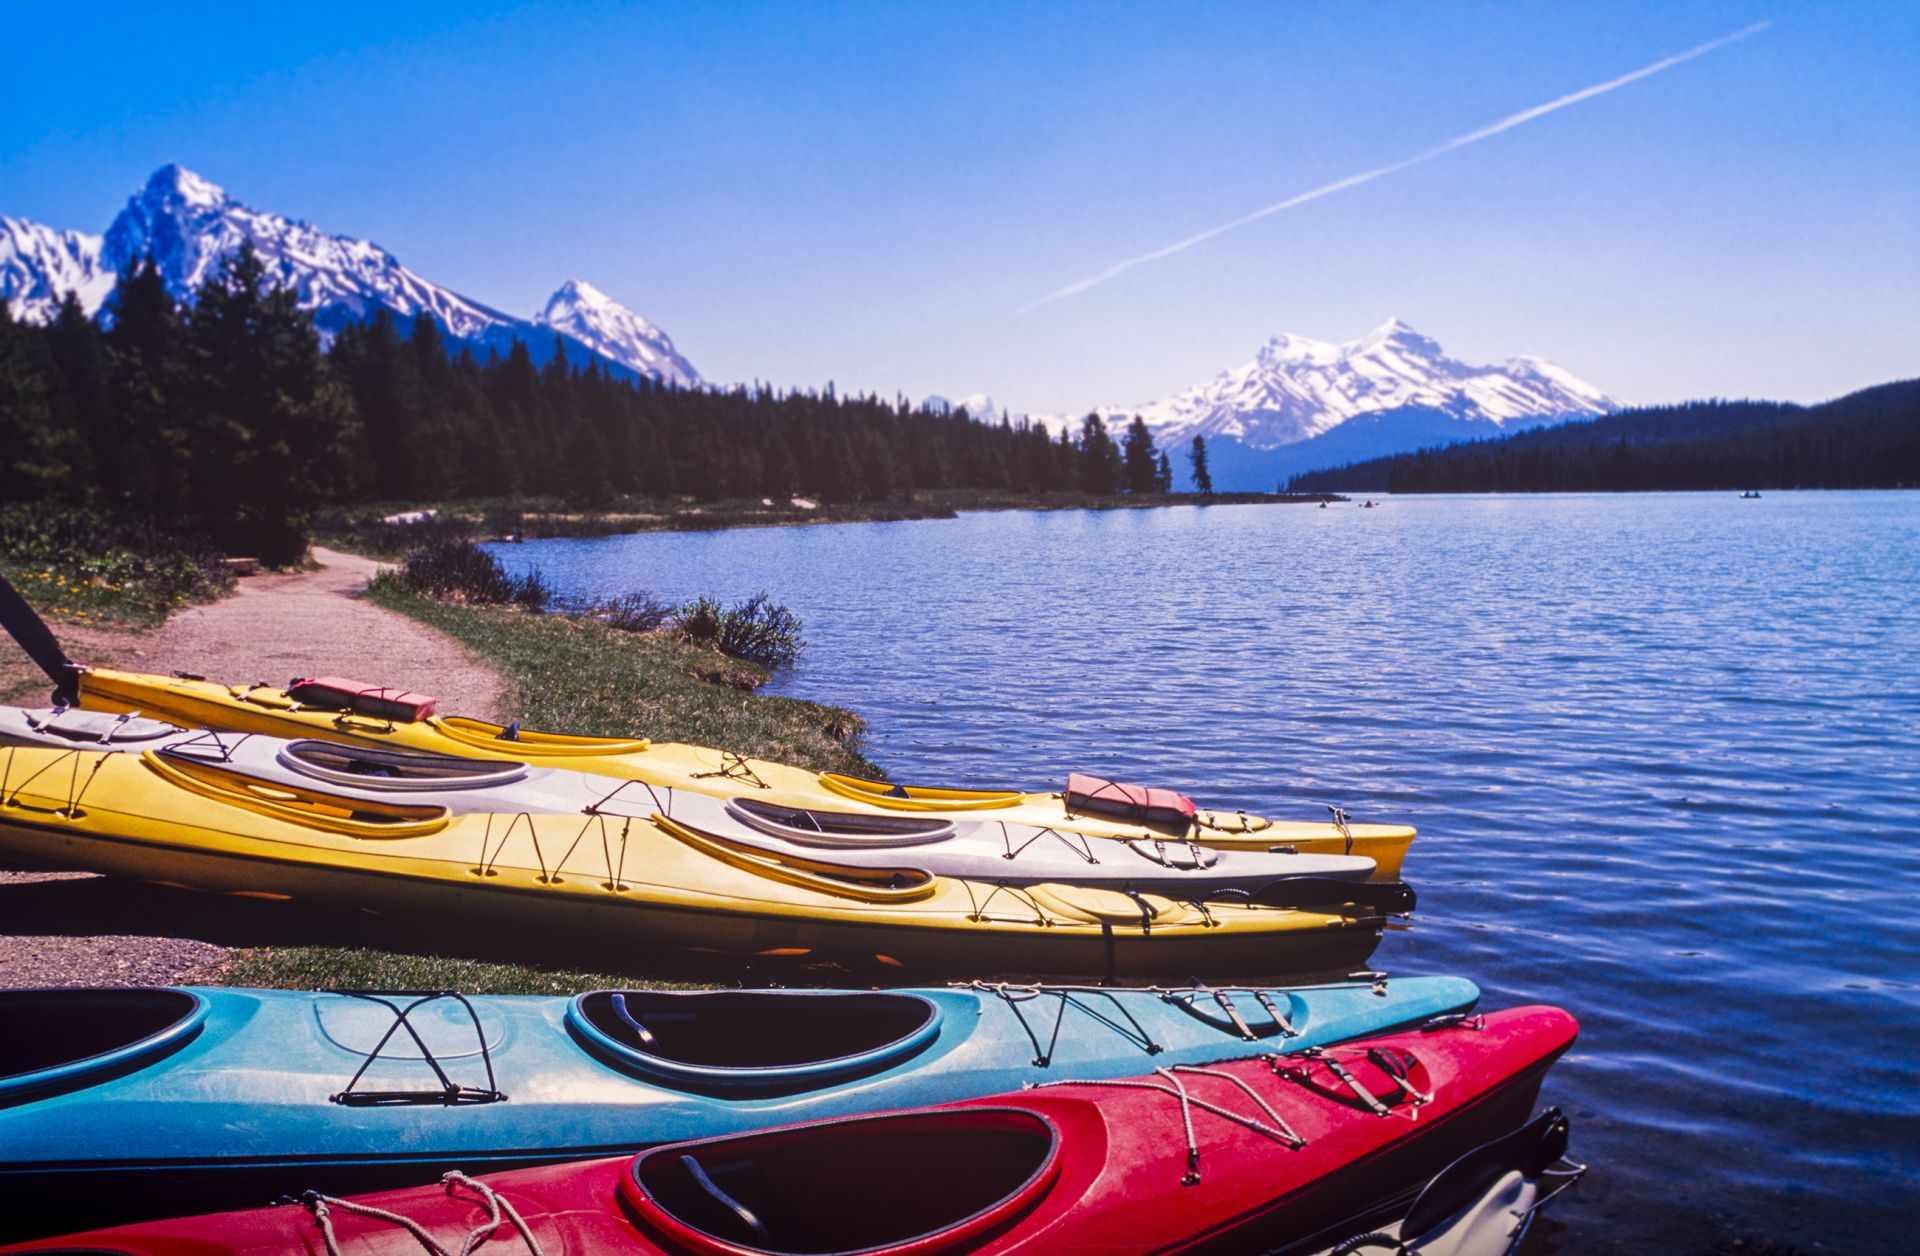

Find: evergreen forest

[1,246,1182,563]
[1286,383,1920,495]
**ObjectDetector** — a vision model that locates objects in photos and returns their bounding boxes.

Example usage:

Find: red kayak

[4,1006,1576,1256]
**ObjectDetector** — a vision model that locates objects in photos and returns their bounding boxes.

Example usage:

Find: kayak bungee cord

[955,977,1403,1067]
[325,992,506,1108]
[0,743,111,817]
[1275,1046,1433,1118]
[958,981,1167,1065]
[301,1171,545,1256]
[990,820,1100,865]
[1030,1033,1452,1187]
[1030,1062,1308,1185]
[689,750,769,790]
[157,725,260,761]
[471,809,635,890]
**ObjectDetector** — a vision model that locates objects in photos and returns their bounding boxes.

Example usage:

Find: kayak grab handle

[678,1155,771,1245]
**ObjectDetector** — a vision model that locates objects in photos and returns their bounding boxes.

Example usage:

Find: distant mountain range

[5,166,1620,482]
[931,321,1618,490]
[1287,378,1920,494]
[0,165,701,388]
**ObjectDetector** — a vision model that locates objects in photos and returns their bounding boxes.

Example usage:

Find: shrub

[383,539,552,609]
[584,591,676,633]
[676,592,805,670]
[0,504,235,617]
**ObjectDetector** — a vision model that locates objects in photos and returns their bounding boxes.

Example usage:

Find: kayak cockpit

[725,797,956,848]
[271,740,530,791]
[625,1108,1060,1254]
[568,990,942,1093]
[0,988,208,1101]
[142,752,453,838]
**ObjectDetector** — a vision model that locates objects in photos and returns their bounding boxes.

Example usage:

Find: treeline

[1,244,1187,564]
[1287,383,1920,494]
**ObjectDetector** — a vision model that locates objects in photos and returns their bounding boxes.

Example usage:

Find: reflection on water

[497,491,1920,1254]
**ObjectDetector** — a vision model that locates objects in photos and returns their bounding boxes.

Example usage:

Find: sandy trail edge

[1,547,507,987]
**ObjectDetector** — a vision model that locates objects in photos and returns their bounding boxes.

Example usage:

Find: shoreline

[1,547,874,992]
[320,488,1345,554]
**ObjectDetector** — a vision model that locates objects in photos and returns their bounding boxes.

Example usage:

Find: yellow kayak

[74,667,1415,878]
[0,743,1385,980]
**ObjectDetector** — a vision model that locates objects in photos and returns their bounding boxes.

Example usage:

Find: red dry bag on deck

[1064,772,1198,830]
[287,676,437,723]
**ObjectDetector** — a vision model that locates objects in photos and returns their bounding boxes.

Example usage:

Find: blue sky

[2,1,1914,411]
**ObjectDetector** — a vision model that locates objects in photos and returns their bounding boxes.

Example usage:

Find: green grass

[1,504,236,629]
[365,583,883,778]
[220,946,694,994]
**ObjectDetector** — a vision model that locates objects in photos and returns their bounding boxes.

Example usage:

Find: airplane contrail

[1017,20,1771,315]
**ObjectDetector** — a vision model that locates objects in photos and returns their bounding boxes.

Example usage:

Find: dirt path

[1,547,506,988]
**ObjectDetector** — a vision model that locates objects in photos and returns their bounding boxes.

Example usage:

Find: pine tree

[44,293,111,497]
[0,301,82,502]
[1122,415,1159,493]
[1188,435,1213,495]
[182,241,351,563]
[1155,450,1173,493]
[1078,413,1122,495]
[105,256,187,511]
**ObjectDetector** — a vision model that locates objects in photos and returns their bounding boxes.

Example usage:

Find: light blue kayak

[0,976,1477,1237]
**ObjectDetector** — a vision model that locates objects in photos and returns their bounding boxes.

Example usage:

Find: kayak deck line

[324,991,506,1108]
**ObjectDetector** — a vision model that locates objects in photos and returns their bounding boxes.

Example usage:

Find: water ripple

[499,490,1920,1254]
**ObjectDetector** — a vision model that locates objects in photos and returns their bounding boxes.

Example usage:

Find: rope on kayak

[1325,805,1354,855]
[475,812,543,879]
[993,821,1100,865]
[161,726,261,762]
[1032,1064,1306,1184]
[0,744,110,817]
[1269,1046,1435,1117]
[326,991,506,1107]
[301,1170,546,1256]
[583,777,675,818]
[957,880,1051,926]
[965,981,1165,1065]
[1120,835,1214,871]
[691,750,769,790]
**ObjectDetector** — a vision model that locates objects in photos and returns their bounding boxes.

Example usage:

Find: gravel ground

[1,547,507,988]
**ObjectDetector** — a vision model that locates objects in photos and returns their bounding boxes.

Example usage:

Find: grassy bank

[319,488,1338,557]
[220,946,686,994]
[363,582,882,779]
[209,581,879,997]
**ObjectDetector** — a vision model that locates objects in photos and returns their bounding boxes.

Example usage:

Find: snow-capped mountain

[536,279,702,389]
[0,218,113,324]
[92,164,515,342]
[1116,318,1615,450]
[1,164,699,386]
[923,393,1007,423]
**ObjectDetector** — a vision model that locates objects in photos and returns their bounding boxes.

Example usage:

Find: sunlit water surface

[497,492,1920,1254]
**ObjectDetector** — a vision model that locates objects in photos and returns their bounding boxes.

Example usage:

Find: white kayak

[650,791,1385,900]
[0,707,1401,907]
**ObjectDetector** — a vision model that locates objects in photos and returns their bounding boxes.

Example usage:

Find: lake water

[495,492,1920,1254]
